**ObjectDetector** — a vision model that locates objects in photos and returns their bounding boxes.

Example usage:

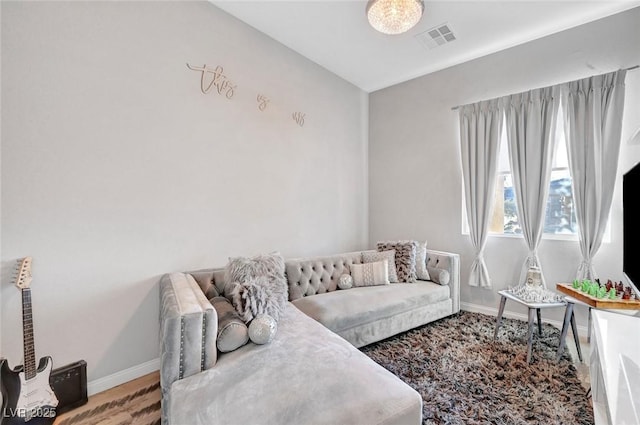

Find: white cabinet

[590,309,640,425]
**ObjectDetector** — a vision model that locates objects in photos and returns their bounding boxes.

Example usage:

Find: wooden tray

[556,283,640,309]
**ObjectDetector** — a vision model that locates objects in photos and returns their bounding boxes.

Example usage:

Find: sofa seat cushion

[168,303,422,425]
[292,282,450,334]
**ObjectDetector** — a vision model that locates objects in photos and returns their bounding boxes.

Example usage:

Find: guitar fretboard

[22,287,37,380]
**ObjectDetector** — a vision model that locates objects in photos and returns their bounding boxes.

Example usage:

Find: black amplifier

[49,360,88,415]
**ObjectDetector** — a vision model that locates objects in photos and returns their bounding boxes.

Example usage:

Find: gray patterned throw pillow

[377,241,418,283]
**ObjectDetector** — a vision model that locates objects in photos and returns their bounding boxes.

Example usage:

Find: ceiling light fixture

[366,0,425,35]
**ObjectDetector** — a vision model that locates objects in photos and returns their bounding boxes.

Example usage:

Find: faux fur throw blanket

[225,252,288,323]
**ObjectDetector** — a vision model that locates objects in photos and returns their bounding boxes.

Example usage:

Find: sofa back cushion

[189,268,227,298]
[285,252,364,301]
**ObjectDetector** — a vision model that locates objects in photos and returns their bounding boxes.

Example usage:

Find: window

[462,106,595,240]
[489,111,578,237]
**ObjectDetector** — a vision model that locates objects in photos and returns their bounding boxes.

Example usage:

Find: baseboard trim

[460,301,590,340]
[87,358,160,396]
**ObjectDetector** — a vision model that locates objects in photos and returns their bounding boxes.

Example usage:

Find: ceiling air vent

[415,23,456,50]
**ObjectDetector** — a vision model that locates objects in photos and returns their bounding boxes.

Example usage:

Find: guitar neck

[22,287,37,380]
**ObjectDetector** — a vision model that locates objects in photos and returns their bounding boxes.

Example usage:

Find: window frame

[460,113,611,243]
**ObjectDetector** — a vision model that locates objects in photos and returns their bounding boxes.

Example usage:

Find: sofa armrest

[159,272,218,392]
[426,249,460,313]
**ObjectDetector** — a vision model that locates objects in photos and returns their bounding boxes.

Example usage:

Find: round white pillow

[248,314,278,344]
[338,273,353,290]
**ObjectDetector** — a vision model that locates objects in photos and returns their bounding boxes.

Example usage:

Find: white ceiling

[211,0,640,92]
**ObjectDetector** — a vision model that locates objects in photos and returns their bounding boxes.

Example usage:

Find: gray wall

[369,7,640,327]
[1,1,368,383]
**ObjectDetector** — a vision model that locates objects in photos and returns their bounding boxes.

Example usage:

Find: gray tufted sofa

[159,248,460,425]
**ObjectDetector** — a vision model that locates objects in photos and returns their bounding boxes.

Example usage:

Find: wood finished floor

[52,335,591,424]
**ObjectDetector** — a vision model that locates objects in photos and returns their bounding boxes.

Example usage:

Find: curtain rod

[450,65,639,111]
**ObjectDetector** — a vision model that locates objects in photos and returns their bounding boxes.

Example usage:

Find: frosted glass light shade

[366,0,425,35]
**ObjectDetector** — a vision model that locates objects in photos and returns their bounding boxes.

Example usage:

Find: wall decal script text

[292,112,305,127]
[187,61,307,127]
[257,94,270,111]
[187,63,235,99]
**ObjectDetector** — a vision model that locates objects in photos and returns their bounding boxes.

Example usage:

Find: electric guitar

[1,257,58,424]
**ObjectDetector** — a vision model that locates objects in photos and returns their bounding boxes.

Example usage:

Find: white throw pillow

[351,260,390,287]
[362,249,398,283]
[415,240,431,281]
[427,267,450,286]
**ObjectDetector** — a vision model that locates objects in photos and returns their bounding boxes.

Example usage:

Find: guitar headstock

[15,256,33,289]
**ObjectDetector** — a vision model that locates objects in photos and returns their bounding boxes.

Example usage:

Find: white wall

[369,8,640,327]
[1,1,368,385]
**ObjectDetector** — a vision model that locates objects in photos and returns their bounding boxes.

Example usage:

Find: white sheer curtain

[459,99,502,288]
[502,87,560,288]
[561,69,627,280]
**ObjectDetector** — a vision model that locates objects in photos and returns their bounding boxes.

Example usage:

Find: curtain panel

[561,69,627,280]
[501,86,560,288]
[456,68,628,289]
[458,99,502,288]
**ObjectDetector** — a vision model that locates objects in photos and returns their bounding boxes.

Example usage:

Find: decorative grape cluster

[571,279,635,300]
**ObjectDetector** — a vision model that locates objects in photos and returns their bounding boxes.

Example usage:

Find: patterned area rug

[360,311,593,425]
[53,372,160,425]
